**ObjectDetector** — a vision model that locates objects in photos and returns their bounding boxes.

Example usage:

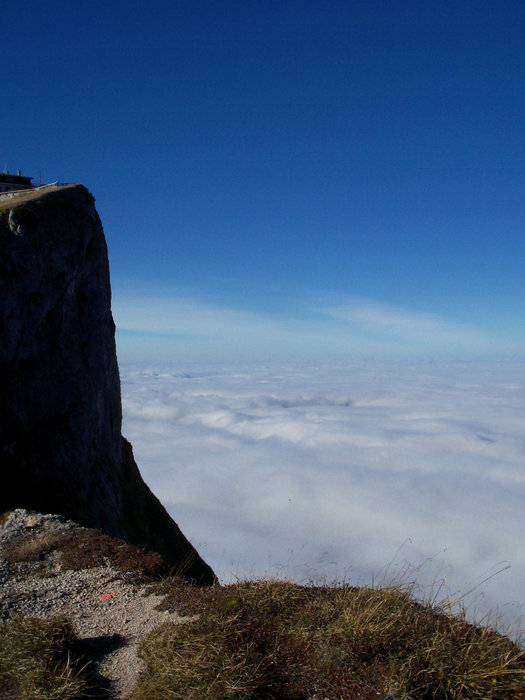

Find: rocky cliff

[0,185,215,584]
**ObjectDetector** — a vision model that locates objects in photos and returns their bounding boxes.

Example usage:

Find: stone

[0,185,215,584]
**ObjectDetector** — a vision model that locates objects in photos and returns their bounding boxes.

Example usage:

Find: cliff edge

[0,185,215,584]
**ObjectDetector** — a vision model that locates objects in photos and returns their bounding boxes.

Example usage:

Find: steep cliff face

[0,185,215,584]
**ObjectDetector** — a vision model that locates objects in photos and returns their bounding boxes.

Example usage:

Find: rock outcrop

[0,185,215,584]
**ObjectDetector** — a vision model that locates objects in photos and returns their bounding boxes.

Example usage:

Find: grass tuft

[0,616,89,699]
[0,511,13,527]
[129,578,525,699]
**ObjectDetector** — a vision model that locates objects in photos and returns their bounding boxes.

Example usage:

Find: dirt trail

[0,510,191,698]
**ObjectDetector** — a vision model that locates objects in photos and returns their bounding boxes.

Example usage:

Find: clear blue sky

[4,1,525,360]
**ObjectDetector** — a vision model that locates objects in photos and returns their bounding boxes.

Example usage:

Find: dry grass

[130,578,525,699]
[2,527,169,579]
[0,616,89,699]
[2,520,523,697]
[0,511,13,527]
[0,185,75,211]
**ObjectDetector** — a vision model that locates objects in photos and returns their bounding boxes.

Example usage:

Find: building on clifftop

[0,170,34,193]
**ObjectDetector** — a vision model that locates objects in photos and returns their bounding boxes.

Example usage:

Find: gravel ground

[0,509,191,698]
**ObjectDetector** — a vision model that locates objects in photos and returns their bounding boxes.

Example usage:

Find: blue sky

[4,1,525,360]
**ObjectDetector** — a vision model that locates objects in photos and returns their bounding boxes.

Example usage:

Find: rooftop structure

[0,171,34,193]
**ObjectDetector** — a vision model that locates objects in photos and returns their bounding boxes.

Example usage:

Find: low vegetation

[3,526,169,579]
[131,577,525,699]
[1,516,523,698]
[0,184,73,211]
[0,616,89,699]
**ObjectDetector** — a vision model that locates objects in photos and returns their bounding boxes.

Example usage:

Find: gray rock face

[0,186,215,584]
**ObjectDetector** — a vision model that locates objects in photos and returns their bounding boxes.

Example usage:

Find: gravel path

[0,509,192,698]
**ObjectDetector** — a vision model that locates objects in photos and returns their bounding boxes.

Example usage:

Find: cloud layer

[120,358,525,638]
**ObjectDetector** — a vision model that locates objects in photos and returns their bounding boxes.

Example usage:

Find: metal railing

[0,182,71,201]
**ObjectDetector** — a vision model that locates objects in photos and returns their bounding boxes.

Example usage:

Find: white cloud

[120,358,525,640]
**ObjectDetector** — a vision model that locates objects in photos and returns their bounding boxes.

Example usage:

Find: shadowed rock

[0,185,215,584]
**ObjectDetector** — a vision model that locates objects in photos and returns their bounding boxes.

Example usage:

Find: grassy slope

[2,520,523,699]
[0,184,76,211]
[132,577,525,700]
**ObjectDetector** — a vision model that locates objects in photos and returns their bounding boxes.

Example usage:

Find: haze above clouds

[113,291,506,363]
[121,359,525,638]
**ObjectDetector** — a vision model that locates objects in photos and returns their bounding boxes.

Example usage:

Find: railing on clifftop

[0,183,71,201]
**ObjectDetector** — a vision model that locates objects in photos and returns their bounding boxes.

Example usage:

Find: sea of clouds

[120,358,524,638]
